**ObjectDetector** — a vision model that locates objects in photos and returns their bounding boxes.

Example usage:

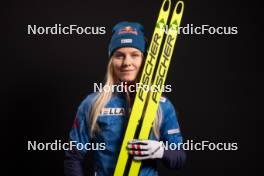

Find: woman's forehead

[114,47,142,54]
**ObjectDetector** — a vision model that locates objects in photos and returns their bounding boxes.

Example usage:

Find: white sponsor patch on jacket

[159,97,166,102]
[100,108,125,116]
[168,128,180,134]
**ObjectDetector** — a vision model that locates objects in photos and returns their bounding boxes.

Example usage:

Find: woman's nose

[123,55,132,66]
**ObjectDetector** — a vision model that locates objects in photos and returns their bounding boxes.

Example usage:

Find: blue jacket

[65,92,185,176]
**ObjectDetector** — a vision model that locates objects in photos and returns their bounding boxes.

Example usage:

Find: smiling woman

[64,21,186,176]
[112,47,143,83]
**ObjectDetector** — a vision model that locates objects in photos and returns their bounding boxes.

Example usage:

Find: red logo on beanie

[118,26,138,35]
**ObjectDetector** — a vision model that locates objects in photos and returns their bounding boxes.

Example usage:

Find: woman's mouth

[121,69,134,73]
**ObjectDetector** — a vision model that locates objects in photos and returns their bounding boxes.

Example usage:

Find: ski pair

[114,0,184,175]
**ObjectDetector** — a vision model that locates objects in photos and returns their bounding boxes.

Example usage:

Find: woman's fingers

[127,143,149,150]
[127,140,165,160]
[128,150,149,156]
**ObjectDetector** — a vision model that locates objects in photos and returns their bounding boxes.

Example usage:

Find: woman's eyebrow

[131,51,141,54]
[113,51,125,55]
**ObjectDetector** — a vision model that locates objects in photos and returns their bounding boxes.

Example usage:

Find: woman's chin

[120,77,136,83]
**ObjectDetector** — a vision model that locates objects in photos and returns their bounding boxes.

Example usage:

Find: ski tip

[162,0,171,12]
[175,1,184,15]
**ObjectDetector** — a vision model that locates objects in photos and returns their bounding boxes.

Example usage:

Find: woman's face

[112,47,143,83]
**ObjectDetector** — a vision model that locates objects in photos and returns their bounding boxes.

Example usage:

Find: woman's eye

[132,54,140,58]
[114,54,124,59]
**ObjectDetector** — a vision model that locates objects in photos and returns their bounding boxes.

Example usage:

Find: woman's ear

[136,56,145,80]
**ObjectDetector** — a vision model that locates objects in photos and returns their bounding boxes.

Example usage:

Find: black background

[4,0,258,175]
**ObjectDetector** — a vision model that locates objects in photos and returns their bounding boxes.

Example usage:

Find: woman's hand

[127,139,165,160]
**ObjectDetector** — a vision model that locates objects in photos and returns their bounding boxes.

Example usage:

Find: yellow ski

[128,1,184,175]
[113,0,171,175]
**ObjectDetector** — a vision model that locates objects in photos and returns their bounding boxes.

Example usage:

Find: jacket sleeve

[162,148,186,169]
[64,99,91,176]
[64,147,87,176]
[159,99,186,169]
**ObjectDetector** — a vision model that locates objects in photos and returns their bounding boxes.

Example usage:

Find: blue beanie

[108,21,146,57]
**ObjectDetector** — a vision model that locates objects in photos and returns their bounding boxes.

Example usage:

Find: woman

[64,21,186,176]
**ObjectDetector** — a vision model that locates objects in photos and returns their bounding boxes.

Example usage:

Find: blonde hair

[89,57,163,139]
